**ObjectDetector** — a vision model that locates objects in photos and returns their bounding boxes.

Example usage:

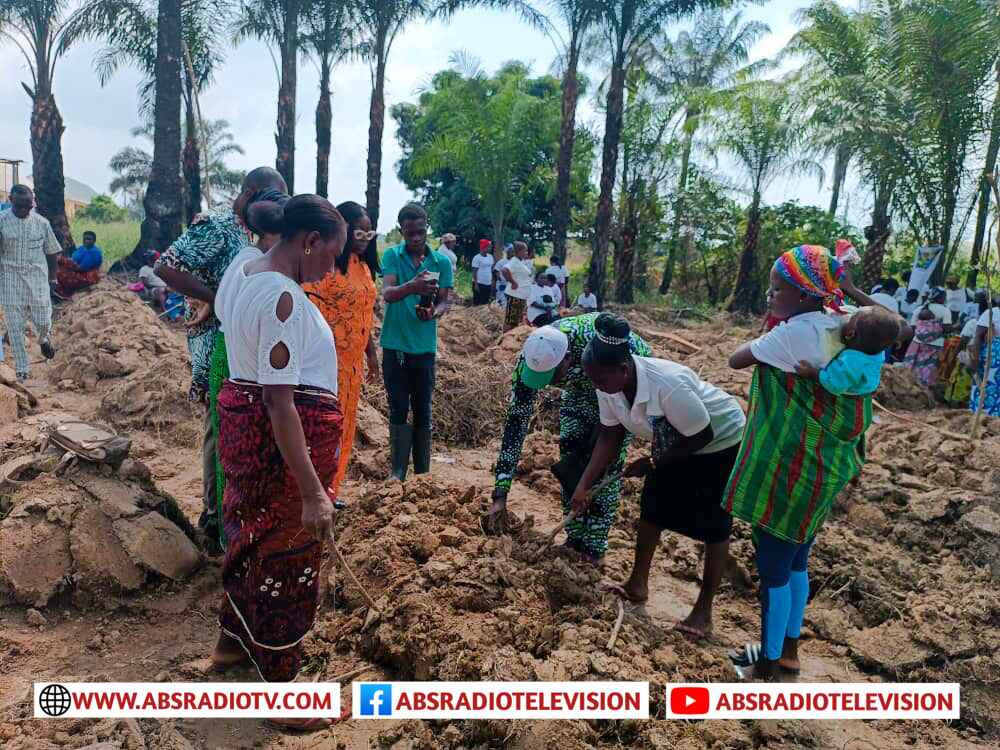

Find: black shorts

[639,444,739,544]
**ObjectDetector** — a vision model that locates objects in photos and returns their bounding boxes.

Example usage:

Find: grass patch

[69,219,140,267]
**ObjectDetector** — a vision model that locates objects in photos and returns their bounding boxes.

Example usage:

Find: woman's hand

[366,348,380,384]
[301,488,334,543]
[623,457,653,478]
[795,360,820,379]
[185,298,212,328]
[569,481,592,516]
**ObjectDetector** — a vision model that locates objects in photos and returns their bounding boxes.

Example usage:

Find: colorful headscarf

[773,244,846,310]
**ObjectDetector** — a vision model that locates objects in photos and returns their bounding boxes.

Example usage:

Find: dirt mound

[326,474,731,746]
[875,363,936,410]
[437,304,505,357]
[0,456,200,608]
[48,282,197,438]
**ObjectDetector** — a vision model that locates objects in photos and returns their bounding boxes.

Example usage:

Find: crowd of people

[867,271,999,416]
[3,173,1000,725]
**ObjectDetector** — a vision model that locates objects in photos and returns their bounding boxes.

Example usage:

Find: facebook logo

[359,683,393,716]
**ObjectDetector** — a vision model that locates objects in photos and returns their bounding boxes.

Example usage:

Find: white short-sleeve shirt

[495,258,510,285]
[215,254,338,393]
[977,307,1000,336]
[869,292,899,313]
[504,257,535,300]
[526,284,561,322]
[750,311,845,373]
[597,355,746,455]
[471,253,495,285]
[545,264,568,285]
[577,292,598,310]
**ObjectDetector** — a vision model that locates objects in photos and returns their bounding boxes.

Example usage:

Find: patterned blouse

[493,313,652,491]
[155,211,251,400]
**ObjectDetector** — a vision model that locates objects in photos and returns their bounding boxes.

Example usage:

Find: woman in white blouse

[211,195,347,730]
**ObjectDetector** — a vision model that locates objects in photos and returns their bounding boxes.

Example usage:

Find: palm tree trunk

[727,192,763,314]
[315,56,332,198]
[24,81,73,251]
[861,185,892,289]
[552,30,581,264]
[275,0,299,192]
[366,45,388,229]
[182,87,201,224]
[827,143,851,218]
[135,0,184,261]
[588,55,627,302]
[968,70,1000,288]
[659,110,695,295]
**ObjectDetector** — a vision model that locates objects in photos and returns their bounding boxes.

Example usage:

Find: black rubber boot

[412,427,432,474]
[390,424,412,481]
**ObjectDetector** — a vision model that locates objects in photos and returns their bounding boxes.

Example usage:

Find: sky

[0,1,864,229]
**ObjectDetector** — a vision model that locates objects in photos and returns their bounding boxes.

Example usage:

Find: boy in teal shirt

[380,203,453,479]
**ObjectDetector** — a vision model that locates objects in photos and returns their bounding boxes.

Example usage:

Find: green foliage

[77,194,129,223]
[69,218,139,265]
[393,60,595,258]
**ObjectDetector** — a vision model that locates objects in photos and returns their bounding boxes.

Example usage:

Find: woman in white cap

[486,313,651,562]
[580,313,746,639]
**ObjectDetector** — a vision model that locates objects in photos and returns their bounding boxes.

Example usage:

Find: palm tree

[302,0,355,197]
[110,144,152,213]
[0,0,84,249]
[355,0,432,228]
[587,0,726,301]
[651,9,769,294]
[234,0,314,192]
[138,0,184,256]
[968,65,1000,288]
[716,80,817,314]
[66,0,228,222]
[548,0,600,264]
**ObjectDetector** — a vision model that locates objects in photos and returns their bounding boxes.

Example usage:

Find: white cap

[520,326,569,389]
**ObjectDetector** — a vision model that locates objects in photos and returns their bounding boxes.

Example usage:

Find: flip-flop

[601,583,649,606]
[673,622,713,641]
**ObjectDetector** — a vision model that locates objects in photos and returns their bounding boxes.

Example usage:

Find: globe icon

[39,684,72,717]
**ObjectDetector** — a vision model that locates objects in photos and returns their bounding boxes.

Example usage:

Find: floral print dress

[303,254,378,498]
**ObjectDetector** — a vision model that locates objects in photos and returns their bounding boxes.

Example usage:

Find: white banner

[34,683,341,719]
[664,683,959,720]
[908,244,944,294]
[352,681,648,719]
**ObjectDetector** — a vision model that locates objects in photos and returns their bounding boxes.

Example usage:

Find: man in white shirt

[437,233,459,275]
[0,184,60,379]
[576,283,598,311]
[470,239,495,306]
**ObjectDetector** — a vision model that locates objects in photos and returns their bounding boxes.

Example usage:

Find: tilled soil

[0,291,997,749]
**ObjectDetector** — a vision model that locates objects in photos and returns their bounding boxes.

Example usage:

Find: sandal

[673,622,712,640]
[602,582,649,606]
[729,642,799,674]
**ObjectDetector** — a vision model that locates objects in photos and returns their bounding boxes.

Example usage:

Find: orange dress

[303,254,377,498]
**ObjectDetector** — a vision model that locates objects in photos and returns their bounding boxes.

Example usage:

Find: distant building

[0,159,98,218]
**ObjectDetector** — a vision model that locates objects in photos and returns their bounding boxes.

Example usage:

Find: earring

[305,247,311,255]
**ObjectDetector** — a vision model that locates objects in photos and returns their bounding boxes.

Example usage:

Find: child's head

[535,271,546,285]
[545,273,557,287]
[883,278,900,295]
[82,231,96,247]
[905,288,919,303]
[842,306,900,355]
[583,283,592,295]
[767,245,844,320]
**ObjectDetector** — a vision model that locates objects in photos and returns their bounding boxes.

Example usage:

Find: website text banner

[33,683,341,719]
[664,683,960,720]
[353,681,649,719]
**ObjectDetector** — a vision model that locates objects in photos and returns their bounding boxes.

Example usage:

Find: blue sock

[787,569,809,639]
[762,583,791,661]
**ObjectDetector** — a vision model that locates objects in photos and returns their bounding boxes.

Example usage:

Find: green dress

[493,313,652,557]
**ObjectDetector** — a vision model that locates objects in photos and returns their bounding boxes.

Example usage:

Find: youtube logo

[670,686,710,715]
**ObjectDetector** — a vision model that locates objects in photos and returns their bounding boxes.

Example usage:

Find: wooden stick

[544,510,578,545]
[607,598,625,651]
[872,399,967,441]
[331,541,379,613]
[646,329,703,354]
[329,663,376,683]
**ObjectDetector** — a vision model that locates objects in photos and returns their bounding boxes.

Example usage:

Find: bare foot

[266,716,334,733]
[675,607,713,640]
[210,632,249,672]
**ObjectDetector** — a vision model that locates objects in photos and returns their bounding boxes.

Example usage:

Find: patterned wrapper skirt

[217,380,343,681]
[902,319,945,387]
[504,296,527,330]
[970,337,1000,417]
